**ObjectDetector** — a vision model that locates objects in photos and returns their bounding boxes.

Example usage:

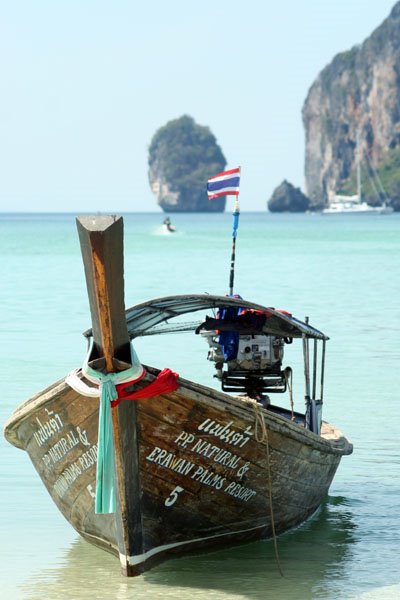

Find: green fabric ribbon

[83,343,144,514]
[95,376,118,514]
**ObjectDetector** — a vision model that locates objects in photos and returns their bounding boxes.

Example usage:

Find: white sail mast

[356,130,361,203]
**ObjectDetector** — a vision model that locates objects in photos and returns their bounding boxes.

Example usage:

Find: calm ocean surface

[1,211,399,600]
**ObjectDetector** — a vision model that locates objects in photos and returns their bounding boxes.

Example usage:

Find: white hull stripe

[119,522,267,567]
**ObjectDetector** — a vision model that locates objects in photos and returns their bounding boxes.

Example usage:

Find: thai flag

[207,167,240,200]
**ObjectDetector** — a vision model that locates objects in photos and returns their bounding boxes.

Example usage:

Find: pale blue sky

[0,0,396,212]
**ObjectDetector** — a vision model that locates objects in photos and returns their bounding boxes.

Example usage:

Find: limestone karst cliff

[148,115,226,212]
[302,2,400,210]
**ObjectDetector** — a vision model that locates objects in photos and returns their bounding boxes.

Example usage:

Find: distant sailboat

[323,133,394,215]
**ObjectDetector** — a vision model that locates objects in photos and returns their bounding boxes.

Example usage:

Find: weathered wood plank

[76,215,142,576]
[76,215,131,369]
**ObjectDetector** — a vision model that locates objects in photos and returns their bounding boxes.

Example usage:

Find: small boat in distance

[322,194,393,214]
[4,213,352,577]
[323,132,394,215]
[162,216,176,233]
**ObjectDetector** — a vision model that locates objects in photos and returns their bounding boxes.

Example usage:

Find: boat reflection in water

[19,495,356,600]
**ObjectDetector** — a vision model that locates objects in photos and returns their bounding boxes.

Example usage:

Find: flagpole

[229,168,241,296]
[206,165,241,297]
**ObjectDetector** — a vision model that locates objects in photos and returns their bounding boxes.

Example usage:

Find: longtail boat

[4,215,352,576]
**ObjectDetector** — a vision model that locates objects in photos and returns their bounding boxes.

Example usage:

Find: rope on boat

[284,367,295,421]
[244,398,284,577]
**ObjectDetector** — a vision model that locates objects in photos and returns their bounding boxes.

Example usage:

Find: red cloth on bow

[111,368,179,407]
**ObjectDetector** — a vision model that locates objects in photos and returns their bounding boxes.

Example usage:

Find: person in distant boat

[163,216,176,232]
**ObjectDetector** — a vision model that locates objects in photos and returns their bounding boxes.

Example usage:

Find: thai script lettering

[33,411,64,447]
[197,419,252,447]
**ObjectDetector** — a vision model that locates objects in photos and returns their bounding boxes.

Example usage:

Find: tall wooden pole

[76,215,131,372]
[76,215,143,576]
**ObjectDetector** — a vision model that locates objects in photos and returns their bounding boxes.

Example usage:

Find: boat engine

[198,306,291,399]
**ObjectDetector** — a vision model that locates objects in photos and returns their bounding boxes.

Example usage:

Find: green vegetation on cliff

[338,147,400,210]
[378,148,400,210]
[148,115,226,212]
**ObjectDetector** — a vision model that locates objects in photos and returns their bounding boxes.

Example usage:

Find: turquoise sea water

[0,211,399,600]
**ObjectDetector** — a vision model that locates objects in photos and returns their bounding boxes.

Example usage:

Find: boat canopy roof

[83,294,329,341]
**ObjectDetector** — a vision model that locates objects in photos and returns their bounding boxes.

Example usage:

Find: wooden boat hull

[4,365,352,575]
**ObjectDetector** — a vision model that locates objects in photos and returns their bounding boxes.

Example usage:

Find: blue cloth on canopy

[217,304,243,361]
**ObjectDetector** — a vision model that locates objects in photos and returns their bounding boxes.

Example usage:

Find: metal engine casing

[202,331,284,372]
[228,334,284,371]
